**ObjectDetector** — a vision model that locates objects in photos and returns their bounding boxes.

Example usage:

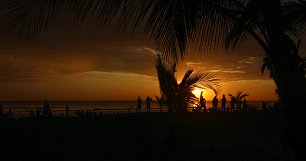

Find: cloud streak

[0,40,159,83]
[0,28,270,84]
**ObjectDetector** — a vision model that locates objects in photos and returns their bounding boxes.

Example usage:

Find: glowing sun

[192,88,202,98]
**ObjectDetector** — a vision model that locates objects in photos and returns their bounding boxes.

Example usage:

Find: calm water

[1,101,160,117]
[1,100,275,118]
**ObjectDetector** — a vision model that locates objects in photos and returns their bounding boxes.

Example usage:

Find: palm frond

[194,72,221,95]
[0,0,98,38]
[156,54,220,111]
[236,91,249,101]
[179,69,194,88]
[1,0,306,58]
[238,94,249,101]
[155,54,178,111]
[0,0,245,59]
[282,0,306,34]
[229,91,248,102]
[155,95,166,106]
[225,0,270,52]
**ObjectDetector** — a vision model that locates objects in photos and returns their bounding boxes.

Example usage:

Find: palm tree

[1,0,306,158]
[228,91,249,110]
[156,54,220,112]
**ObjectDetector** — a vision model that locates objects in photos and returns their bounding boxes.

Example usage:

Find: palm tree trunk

[262,0,306,160]
[273,52,306,161]
[273,54,306,160]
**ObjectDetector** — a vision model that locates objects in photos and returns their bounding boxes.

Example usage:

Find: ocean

[1,100,276,118]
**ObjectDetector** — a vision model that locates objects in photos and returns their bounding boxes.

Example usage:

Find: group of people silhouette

[35,100,53,118]
[35,101,71,118]
[196,94,250,112]
[0,97,281,119]
[136,96,152,112]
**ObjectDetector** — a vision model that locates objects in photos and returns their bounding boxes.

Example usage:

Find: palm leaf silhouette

[156,54,220,112]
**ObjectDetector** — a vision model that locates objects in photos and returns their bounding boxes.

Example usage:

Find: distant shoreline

[1,100,279,118]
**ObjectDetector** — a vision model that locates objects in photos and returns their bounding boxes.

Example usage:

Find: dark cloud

[179,45,267,82]
[0,30,157,82]
[0,27,305,83]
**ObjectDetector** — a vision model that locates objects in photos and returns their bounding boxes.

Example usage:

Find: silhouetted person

[85,110,93,117]
[42,100,47,117]
[230,98,235,112]
[212,96,218,112]
[36,107,41,118]
[65,105,69,117]
[242,99,248,111]
[146,96,151,112]
[75,110,81,117]
[7,109,13,119]
[221,95,226,112]
[43,100,52,117]
[136,96,142,112]
[80,110,85,117]
[262,101,268,111]
[199,91,206,112]
[237,100,243,111]
[0,101,3,119]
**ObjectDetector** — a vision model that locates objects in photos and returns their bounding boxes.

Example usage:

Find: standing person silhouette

[7,109,13,119]
[36,107,41,118]
[212,96,218,112]
[262,101,268,111]
[242,99,248,111]
[146,96,151,112]
[221,95,226,112]
[65,105,69,117]
[199,91,206,112]
[136,96,142,112]
[230,98,235,112]
[43,100,48,117]
[43,100,52,117]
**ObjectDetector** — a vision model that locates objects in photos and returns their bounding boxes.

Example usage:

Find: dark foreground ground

[0,112,285,161]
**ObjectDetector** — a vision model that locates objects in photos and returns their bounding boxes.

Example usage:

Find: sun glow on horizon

[192,88,203,98]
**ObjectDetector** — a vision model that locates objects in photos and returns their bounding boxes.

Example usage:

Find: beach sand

[0,112,284,161]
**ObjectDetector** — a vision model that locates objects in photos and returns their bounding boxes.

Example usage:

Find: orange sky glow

[1,29,302,101]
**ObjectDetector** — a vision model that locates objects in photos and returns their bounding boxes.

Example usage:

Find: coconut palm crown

[156,54,220,112]
[228,91,249,109]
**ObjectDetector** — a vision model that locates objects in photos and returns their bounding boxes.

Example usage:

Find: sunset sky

[0,26,305,101]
